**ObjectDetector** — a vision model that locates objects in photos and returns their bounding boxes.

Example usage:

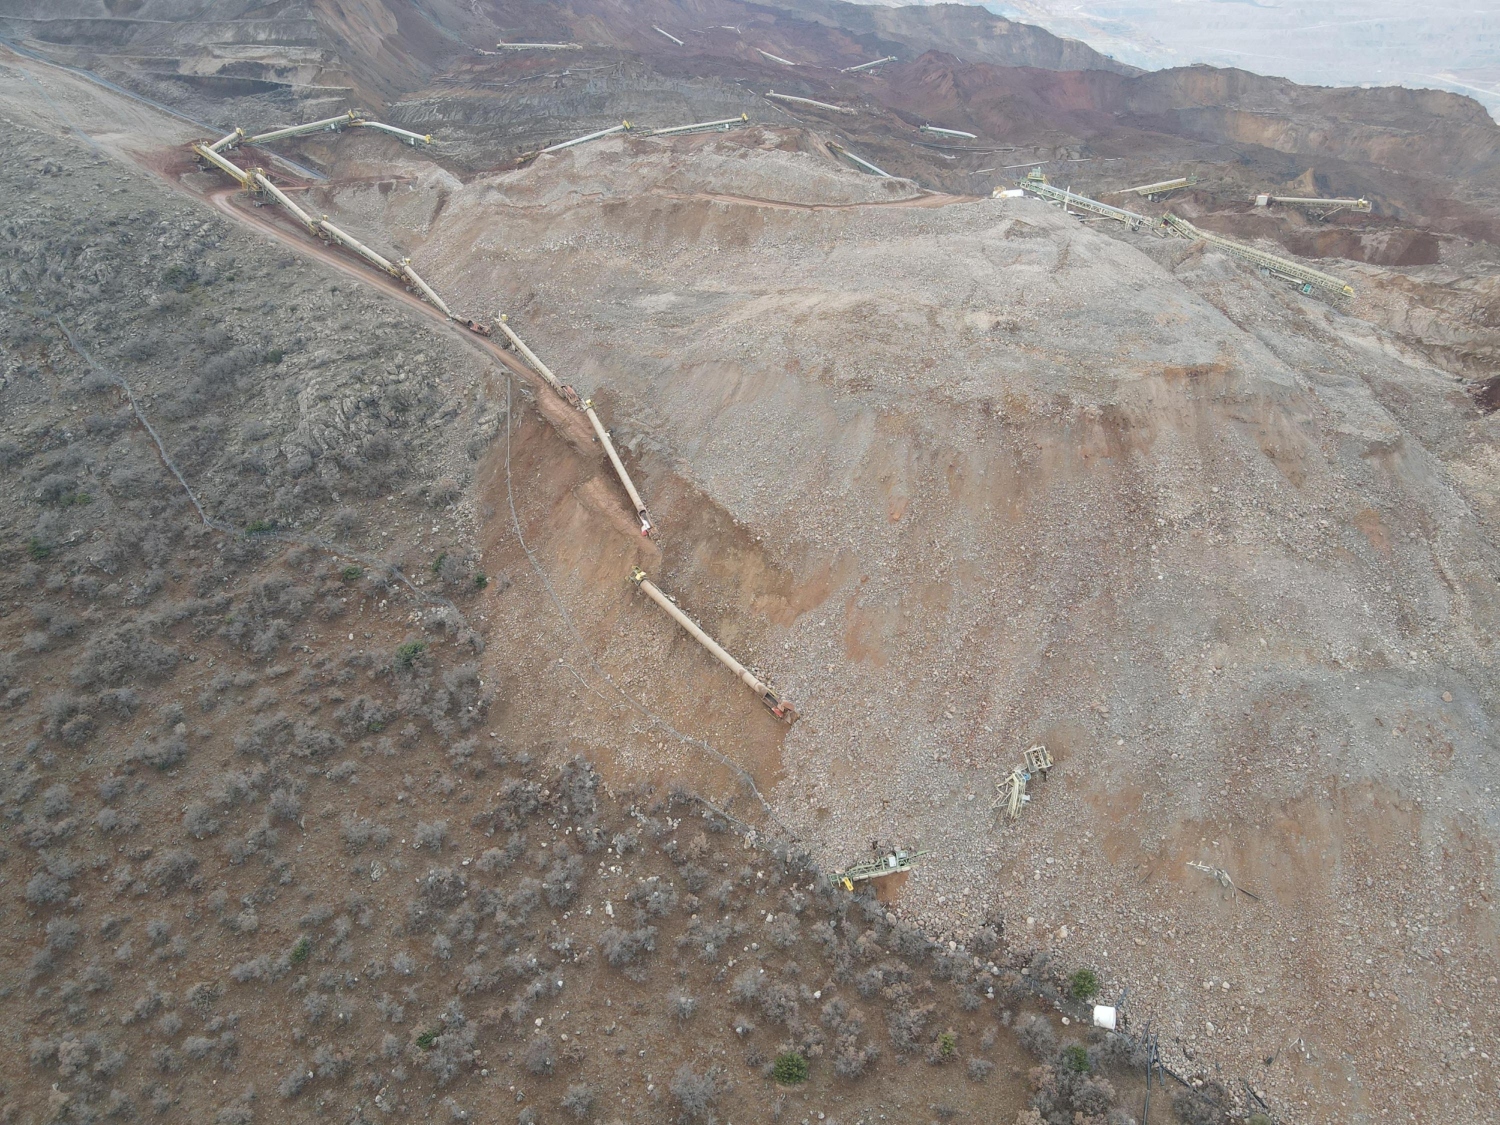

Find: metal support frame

[1019,170,1151,230]
[1256,194,1371,215]
[629,568,795,720]
[649,114,749,138]
[250,171,317,234]
[352,120,432,146]
[765,90,855,116]
[921,124,977,140]
[1023,744,1053,778]
[207,128,244,153]
[1118,175,1195,199]
[836,848,927,890]
[192,143,252,187]
[828,141,891,178]
[842,56,896,73]
[315,216,401,277]
[245,111,358,147]
[991,743,1054,820]
[1164,213,1355,297]
[537,121,632,156]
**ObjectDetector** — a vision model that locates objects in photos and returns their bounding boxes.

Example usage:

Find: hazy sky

[867,1,1500,116]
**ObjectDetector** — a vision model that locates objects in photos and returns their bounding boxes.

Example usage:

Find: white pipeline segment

[757,48,795,65]
[629,568,794,720]
[649,114,749,137]
[653,26,684,46]
[315,217,400,277]
[921,124,977,139]
[583,401,652,535]
[246,111,357,146]
[765,90,855,116]
[398,259,453,318]
[842,56,896,73]
[495,316,651,534]
[539,121,632,155]
[353,120,433,146]
[496,41,581,50]
[207,127,244,153]
[828,141,891,178]
[251,172,317,233]
[495,316,570,398]
[192,143,252,187]
[1164,213,1355,297]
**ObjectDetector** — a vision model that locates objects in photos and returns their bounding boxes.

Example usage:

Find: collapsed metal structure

[992,745,1054,820]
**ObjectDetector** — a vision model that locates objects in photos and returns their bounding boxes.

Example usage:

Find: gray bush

[561,1082,594,1119]
[414,820,448,851]
[522,1034,554,1075]
[669,1064,718,1120]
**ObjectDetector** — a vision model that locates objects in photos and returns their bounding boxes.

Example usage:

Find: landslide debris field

[2,2,1499,1124]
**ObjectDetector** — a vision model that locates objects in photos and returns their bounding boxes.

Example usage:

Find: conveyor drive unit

[629,568,795,721]
[1164,213,1355,297]
[835,848,927,891]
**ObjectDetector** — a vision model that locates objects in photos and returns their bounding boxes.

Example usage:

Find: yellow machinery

[836,848,927,891]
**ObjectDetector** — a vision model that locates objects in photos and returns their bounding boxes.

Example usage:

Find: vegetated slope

[330,131,1500,1123]
[6,5,1500,1123]
[0,79,1167,1125]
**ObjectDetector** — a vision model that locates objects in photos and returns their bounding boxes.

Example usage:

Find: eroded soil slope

[327,131,1500,1122]
[0,71,1146,1125]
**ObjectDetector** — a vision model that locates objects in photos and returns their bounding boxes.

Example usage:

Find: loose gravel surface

[325,133,1500,1122]
[7,47,1499,1121]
